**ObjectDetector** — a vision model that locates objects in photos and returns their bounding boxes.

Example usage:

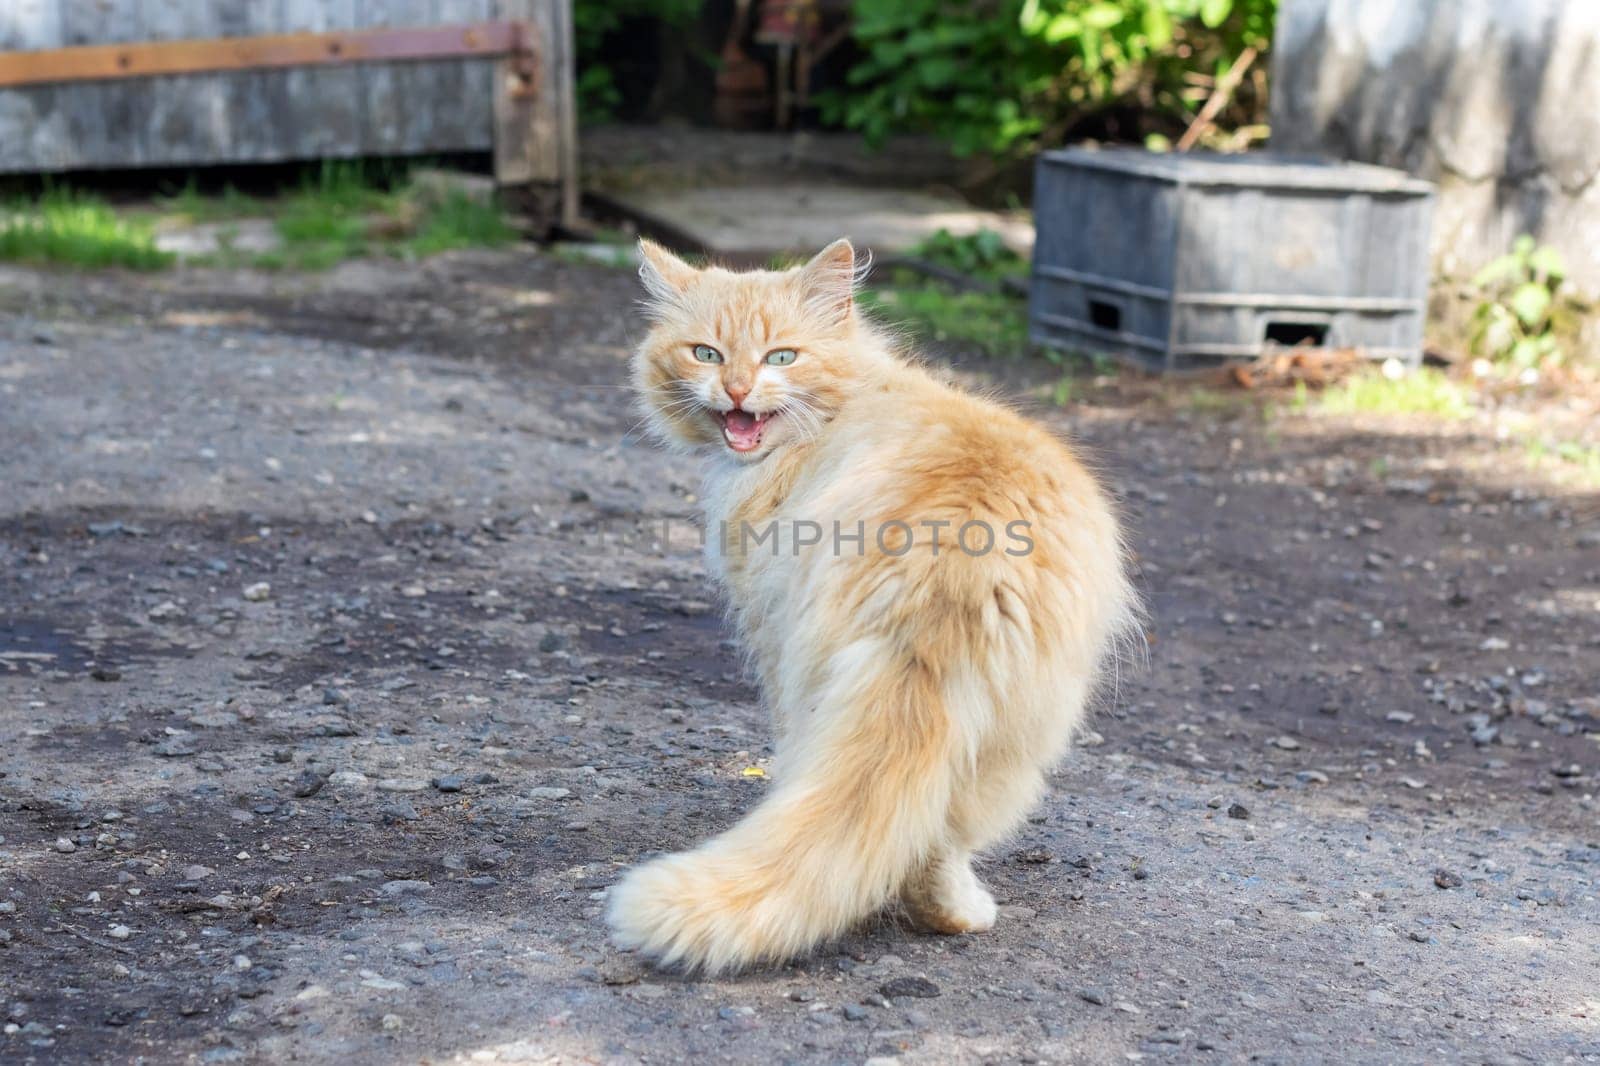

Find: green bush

[1468,236,1570,373]
[823,0,1276,157]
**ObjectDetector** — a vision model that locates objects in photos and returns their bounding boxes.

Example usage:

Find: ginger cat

[607,238,1138,973]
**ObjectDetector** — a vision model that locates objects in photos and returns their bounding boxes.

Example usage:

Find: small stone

[147,601,183,621]
[842,1004,869,1022]
[380,802,420,823]
[431,775,465,793]
[242,582,271,602]
[154,736,197,758]
[107,925,131,940]
[1226,802,1250,820]
[90,667,122,682]
[54,837,77,853]
[1433,868,1463,889]
[377,778,428,793]
[292,770,329,798]
[528,787,571,801]
[1269,736,1301,751]
[879,976,940,999]
[381,1014,404,1031]
[182,865,215,881]
[1385,711,1415,724]
[1078,987,1109,1006]
[361,976,406,991]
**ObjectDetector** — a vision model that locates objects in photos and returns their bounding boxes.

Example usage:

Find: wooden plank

[280,0,363,162]
[0,0,528,173]
[0,0,64,168]
[553,0,578,223]
[426,0,496,160]
[0,0,63,49]
[213,0,293,171]
[57,0,143,166]
[493,0,558,185]
[0,21,529,88]
[357,0,436,154]
[139,0,232,169]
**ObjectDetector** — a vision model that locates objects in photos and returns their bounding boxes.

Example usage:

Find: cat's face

[632,239,863,462]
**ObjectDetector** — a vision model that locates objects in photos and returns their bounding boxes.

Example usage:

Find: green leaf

[1470,253,1520,289]
[1509,282,1551,328]
[1200,0,1233,28]
[1019,0,1046,34]
[1042,13,1082,43]
[1527,244,1566,282]
[1143,3,1174,47]
[1083,3,1125,30]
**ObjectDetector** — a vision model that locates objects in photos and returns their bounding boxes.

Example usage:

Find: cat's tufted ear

[797,238,861,324]
[637,239,698,306]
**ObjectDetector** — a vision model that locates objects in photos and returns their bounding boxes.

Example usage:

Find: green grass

[161,176,262,223]
[0,187,173,270]
[3,162,521,273]
[403,190,518,256]
[261,161,517,268]
[1523,437,1600,484]
[1297,368,1477,420]
[859,228,1033,359]
[260,161,400,268]
[861,283,1031,359]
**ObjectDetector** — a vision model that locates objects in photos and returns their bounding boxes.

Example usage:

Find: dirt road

[2,252,1597,1065]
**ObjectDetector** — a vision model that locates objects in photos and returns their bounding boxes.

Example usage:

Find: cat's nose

[726,384,750,408]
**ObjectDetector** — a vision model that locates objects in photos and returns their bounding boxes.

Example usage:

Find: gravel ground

[1,252,1598,1065]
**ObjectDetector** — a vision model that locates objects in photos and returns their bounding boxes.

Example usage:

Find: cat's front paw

[606,852,769,974]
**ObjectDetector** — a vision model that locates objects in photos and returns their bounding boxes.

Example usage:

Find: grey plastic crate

[1028,148,1435,371]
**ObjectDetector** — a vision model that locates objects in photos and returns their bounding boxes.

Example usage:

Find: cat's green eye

[765,348,798,367]
[692,344,723,364]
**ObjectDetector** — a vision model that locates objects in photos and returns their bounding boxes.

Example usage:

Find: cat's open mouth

[715,408,777,453]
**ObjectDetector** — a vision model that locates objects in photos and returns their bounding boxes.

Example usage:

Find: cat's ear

[797,238,862,324]
[637,239,698,306]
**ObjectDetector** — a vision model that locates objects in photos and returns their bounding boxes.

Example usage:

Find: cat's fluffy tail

[607,651,959,974]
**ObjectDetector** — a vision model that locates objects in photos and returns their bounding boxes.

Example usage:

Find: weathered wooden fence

[0,0,576,223]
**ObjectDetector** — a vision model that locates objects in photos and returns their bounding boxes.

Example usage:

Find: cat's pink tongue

[722,409,765,452]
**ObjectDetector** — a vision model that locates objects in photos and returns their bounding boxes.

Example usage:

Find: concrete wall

[1271,0,1600,292]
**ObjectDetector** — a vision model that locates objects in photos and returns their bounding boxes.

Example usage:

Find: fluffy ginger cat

[607,238,1137,973]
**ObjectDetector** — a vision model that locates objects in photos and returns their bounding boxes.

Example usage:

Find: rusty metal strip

[0,22,532,90]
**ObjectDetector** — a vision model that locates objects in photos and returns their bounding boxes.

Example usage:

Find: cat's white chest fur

[695,453,808,703]
[696,454,793,588]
